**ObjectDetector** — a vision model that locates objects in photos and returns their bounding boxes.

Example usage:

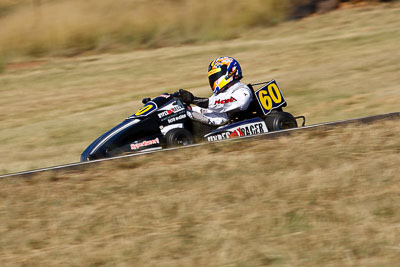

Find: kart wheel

[264,111,298,132]
[165,128,194,147]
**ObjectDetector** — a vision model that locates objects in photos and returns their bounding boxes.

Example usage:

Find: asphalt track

[0,112,399,179]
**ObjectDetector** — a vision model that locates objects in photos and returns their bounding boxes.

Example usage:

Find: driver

[180,57,252,126]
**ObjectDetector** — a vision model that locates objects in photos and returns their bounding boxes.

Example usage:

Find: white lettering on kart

[130,138,160,150]
[158,106,185,119]
[168,114,187,123]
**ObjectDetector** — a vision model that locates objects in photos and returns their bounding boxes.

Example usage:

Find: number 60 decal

[255,80,286,115]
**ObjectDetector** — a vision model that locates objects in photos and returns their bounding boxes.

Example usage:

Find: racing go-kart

[81,80,305,161]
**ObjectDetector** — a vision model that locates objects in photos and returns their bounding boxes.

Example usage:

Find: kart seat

[227,84,264,122]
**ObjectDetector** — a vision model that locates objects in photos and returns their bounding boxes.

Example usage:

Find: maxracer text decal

[207,122,267,142]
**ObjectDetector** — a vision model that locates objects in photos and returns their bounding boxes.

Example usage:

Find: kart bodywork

[81,80,305,161]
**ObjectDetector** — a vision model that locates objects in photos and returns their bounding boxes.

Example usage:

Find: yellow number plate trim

[255,80,286,115]
[133,102,157,117]
[135,105,152,116]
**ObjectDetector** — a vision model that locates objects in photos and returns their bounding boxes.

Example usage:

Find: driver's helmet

[208,57,242,94]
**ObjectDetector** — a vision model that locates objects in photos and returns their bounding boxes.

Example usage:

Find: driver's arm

[192,97,209,108]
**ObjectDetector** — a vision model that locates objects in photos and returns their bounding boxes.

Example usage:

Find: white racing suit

[188,82,253,125]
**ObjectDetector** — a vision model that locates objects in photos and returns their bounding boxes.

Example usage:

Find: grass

[2,1,396,59]
[0,3,399,266]
[0,56,5,73]
[0,4,400,174]
[0,120,399,265]
[0,0,290,59]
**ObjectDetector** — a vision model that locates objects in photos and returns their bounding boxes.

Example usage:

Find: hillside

[1,119,399,265]
[0,4,399,174]
[0,1,398,60]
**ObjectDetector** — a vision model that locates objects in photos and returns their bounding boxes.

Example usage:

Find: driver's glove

[179,89,195,104]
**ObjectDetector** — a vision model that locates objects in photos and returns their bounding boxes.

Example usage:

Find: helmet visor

[208,65,227,91]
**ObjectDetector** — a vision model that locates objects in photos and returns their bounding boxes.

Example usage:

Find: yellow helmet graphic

[208,57,243,94]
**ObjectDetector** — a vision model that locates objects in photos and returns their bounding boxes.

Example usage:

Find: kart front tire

[264,111,298,132]
[165,128,194,147]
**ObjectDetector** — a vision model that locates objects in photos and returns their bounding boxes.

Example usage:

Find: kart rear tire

[264,111,298,132]
[165,128,194,147]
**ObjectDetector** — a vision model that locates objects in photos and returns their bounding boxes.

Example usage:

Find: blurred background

[1,0,399,173]
[0,0,397,60]
[0,1,399,266]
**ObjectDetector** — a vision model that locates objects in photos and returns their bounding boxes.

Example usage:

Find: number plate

[130,101,158,118]
[255,80,286,115]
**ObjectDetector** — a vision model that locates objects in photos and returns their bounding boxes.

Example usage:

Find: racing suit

[187,81,252,125]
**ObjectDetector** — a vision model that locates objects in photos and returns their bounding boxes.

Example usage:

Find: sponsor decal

[207,122,267,142]
[214,96,237,105]
[207,132,231,142]
[168,114,187,123]
[131,138,160,150]
[158,106,185,119]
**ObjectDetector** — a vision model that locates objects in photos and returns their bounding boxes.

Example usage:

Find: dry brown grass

[0,120,399,266]
[0,2,399,266]
[0,0,290,58]
[0,4,399,174]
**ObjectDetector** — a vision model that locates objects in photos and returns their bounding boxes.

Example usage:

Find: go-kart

[80,80,305,162]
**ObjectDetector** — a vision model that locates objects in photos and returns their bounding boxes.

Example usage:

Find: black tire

[165,128,194,147]
[264,111,298,132]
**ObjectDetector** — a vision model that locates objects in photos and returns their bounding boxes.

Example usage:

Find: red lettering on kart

[130,138,160,150]
[229,131,238,138]
[228,127,245,138]
[214,97,237,105]
[237,127,244,136]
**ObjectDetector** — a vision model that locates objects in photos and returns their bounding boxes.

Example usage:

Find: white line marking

[90,119,140,155]
[0,112,399,179]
